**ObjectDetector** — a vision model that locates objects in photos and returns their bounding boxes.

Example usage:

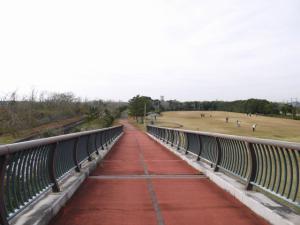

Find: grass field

[154,111,300,143]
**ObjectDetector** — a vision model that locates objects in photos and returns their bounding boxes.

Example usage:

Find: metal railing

[147,125,300,211]
[0,125,123,225]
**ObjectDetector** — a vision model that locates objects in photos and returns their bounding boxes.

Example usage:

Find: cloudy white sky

[0,0,299,102]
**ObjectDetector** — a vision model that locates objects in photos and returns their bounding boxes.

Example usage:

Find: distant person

[236,120,241,127]
[226,117,229,123]
[252,124,257,132]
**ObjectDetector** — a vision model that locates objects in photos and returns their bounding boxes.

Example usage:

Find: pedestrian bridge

[0,121,299,225]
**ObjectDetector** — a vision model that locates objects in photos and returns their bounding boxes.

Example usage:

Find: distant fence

[147,125,300,211]
[0,125,123,225]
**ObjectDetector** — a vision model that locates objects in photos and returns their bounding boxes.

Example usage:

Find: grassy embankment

[154,111,300,142]
[0,116,83,144]
[0,116,121,144]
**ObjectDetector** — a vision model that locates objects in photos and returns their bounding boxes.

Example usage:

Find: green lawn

[154,111,300,143]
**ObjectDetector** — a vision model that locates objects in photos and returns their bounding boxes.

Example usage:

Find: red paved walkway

[49,121,269,225]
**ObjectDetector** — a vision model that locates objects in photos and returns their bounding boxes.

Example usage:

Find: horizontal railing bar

[0,125,123,156]
[147,125,300,150]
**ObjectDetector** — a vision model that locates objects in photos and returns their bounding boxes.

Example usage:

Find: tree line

[1,91,297,137]
[0,90,126,137]
[128,95,299,122]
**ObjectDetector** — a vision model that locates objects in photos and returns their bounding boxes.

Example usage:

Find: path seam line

[133,134,165,225]
[89,174,207,179]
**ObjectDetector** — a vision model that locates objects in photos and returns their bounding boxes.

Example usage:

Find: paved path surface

[49,121,269,225]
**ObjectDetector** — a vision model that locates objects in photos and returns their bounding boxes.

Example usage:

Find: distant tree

[87,106,99,121]
[156,98,296,118]
[102,109,114,127]
[128,95,153,123]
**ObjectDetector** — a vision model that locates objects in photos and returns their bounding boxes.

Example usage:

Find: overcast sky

[0,0,299,102]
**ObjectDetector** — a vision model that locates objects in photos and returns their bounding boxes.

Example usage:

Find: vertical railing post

[109,129,112,144]
[172,130,177,147]
[105,130,109,148]
[185,133,189,154]
[177,131,181,150]
[73,137,81,172]
[100,131,105,150]
[214,137,222,172]
[0,154,9,225]
[196,135,202,161]
[106,130,110,147]
[86,135,93,161]
[246,142,257,190]
[94,133,99,155]
[49,142,60,192]
[170,130,174,147]
[112,129,115,142]
[165,129,168,143]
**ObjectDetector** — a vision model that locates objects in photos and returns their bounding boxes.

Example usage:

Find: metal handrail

[0,125,122,155]
[147,125,300,211]
[148,125,300,150]
[0,125,123,225]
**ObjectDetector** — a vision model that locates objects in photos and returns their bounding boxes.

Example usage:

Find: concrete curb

[11,133,123,225]
[147,133,300,225]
